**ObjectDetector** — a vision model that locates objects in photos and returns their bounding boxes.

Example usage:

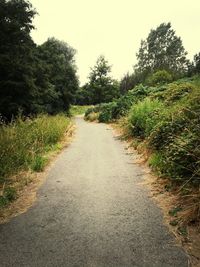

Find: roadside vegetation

[85,76,200,224]
[84,22,200,235]
[0,114,72,207]
[69,105,92,116]
[0,0,78,210]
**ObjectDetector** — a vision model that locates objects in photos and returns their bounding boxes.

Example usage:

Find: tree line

[1,1,200,120]
[77,22,200,104]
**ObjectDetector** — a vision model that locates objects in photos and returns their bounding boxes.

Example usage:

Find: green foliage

[0,187,17,207]
[85,55,120,104]
[0,0,37,120]
[0,114,71,180]
[149,83,200,182]
[128,98,164,138]
[148,152,165,175]
[192,52,200,74]
[69,105,92,116]
[85,105,98,116]
[98,102,117,123]
[31,155,47,172]
[163,82,195,103]
[119,72,142,94]
[85,84,149,123]
[35,38,79,114]
[135,22,189,80]
[0,1,78,120]
[146,70,173,86]
[74,84,92,105]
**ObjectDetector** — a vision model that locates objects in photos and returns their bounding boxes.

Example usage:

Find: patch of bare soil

[110,122,200,267]
[0,123,75,224]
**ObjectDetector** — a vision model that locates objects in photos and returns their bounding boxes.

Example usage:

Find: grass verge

[0,114,73,215]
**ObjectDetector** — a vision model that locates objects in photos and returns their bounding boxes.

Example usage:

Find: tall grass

[0,114,71,182]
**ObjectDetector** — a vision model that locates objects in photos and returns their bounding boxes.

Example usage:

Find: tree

[119,72,145,94]
[135,23,189,80]
[87,55,119,104]
[37,38,79,113]
[74,84,92,105]
[193,52,200,74]
[0,0,37,119]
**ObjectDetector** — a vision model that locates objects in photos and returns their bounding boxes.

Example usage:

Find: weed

[31,155,47,172]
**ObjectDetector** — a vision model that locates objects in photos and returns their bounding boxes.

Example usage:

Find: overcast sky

[30,0,200,85]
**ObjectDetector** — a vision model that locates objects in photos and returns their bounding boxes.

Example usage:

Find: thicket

[0,114,71,206]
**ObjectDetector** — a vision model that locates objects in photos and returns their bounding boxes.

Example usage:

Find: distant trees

[134,23,189,81]
[193,52,200,74]
[76,56,119,105]
[88,55,119,104]
[119,72,144,94]
[0,0,78,120]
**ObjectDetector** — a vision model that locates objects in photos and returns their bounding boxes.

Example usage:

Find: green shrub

[84,105,102,118]
[146,70,173,86]
[148,86,200,182]
[98,102,117,123]
[128,98,164,138]
[164,82,195,103]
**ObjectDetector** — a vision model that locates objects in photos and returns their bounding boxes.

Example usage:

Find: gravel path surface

[0,117,188,267]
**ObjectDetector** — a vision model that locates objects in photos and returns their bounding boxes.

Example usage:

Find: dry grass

[0,122,75,224]
[0,114,73,212]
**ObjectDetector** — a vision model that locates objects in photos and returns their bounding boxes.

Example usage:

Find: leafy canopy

[135,23,189,78]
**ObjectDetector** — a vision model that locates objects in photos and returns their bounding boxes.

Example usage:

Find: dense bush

[148,87,200,182]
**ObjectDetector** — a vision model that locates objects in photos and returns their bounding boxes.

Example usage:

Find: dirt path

[0,117,189,266]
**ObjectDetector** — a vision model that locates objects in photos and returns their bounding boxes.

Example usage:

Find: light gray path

[0,117,188,267]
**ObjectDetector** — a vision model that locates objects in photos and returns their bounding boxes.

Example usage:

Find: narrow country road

[0,117,188,267]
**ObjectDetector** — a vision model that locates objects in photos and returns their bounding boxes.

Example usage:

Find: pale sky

[30,0,200,85]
